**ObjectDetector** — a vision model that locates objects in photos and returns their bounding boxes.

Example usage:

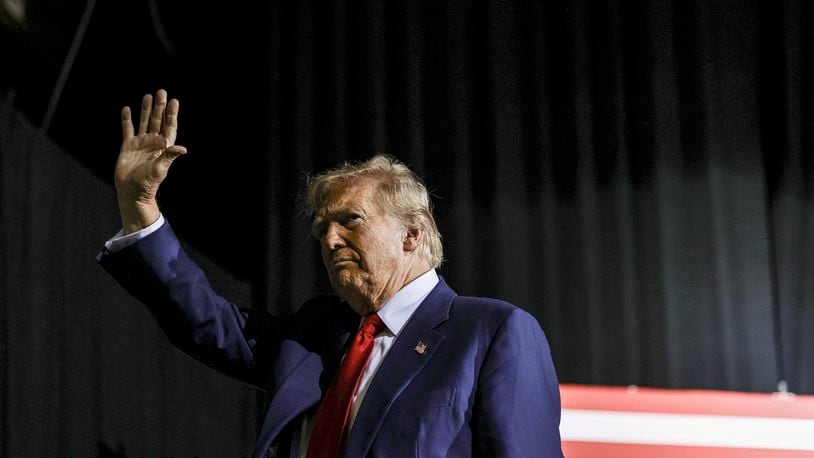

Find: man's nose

[322,223,346,251]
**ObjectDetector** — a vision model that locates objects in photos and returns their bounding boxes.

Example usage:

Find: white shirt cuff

[104,214,166,253]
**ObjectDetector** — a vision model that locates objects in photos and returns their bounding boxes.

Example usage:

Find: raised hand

[114,89,188,234]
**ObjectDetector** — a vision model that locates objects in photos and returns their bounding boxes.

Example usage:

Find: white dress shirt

[104,214,165,252]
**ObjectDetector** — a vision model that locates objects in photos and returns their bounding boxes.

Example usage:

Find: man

[98,89,562,457]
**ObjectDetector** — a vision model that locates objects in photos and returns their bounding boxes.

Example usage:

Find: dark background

[3,0,814,456]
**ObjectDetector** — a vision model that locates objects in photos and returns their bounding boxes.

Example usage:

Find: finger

[148,89,167,134]
[163,98,180,145]
[121,106,134,139]
[138,94,152,135]
[159,145,188,169]
[164,145,187,156]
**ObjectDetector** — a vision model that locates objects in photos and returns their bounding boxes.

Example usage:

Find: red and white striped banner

[560,383,814,457]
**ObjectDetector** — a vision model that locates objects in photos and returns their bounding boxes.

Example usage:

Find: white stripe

[561,409,814,451]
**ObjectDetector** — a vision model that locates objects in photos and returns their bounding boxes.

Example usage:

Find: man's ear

[403,225,423,253]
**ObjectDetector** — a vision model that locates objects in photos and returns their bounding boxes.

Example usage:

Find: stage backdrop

[246,0,813,394]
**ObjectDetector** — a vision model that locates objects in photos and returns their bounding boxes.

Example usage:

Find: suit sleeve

[97,221,282,387]
[472,308,563,457]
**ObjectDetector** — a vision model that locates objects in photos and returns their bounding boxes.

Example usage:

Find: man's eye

[344,214,363,226]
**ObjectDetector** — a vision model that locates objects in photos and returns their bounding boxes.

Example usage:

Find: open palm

[112,89,187,234]
[115,89,187,204]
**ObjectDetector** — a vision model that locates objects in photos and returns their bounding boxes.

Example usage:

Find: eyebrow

[311,205,367,233]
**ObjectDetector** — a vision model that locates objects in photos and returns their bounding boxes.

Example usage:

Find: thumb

[161,145,188,162]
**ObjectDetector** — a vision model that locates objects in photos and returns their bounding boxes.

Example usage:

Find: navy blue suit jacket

[98,222,562,457]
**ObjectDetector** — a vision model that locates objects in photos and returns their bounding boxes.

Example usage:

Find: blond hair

[306,154,444,268]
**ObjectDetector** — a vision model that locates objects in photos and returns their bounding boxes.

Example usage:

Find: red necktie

[306,313,384,458]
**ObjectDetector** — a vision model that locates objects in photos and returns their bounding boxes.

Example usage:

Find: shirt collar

[375,269,439,337]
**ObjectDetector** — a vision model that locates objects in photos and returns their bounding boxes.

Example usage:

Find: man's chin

[330,264,361,289]
[329,274,357,295]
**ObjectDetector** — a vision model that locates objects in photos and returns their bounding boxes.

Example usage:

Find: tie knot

[361,313,384,336]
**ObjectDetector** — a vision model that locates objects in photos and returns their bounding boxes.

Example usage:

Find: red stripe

[563,441,814,458]
[560,384,814,419]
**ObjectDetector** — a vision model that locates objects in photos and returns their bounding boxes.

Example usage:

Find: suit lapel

[344,278,457,457]
[253,343,323,458]
[253,300,358,458]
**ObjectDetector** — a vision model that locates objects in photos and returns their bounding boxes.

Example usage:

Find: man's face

[312,179,409,315]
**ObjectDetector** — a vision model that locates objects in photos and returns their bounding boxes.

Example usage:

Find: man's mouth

[332,258,357,267]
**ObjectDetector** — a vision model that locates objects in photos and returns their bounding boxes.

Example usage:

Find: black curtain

[258,0,813,393]
[3,0,814,456]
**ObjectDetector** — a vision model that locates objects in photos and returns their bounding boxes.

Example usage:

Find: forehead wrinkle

[320,183,374,214]
[315,201,358,220]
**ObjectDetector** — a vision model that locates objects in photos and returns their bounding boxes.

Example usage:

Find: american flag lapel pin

[414,341,427,355]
